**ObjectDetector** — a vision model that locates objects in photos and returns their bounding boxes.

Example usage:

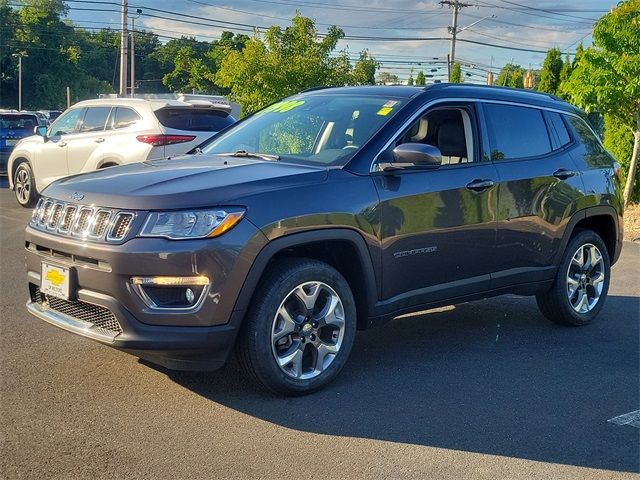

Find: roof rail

[428,83,563,102]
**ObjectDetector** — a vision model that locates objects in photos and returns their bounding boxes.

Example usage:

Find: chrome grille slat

[34,288,123,337]
[47,203,64,230]
[108,213,135,241]
[29,197,136,243]
[58,205,77,233]
[72,207,95,237]
[38,200,54,226]
[90,210,112,238]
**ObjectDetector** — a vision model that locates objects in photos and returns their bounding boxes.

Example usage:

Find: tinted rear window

[80,107,111,132]
[0,114,39,130]
[484,104,552,160]
[110,107,142,129]
[155,108,234,132]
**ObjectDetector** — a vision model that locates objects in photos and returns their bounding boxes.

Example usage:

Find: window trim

[370,97,598,173]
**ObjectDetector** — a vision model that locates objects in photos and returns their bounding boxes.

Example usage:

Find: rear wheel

[536,230,610,326]
[237,258,356,395]
[13,161,37,208]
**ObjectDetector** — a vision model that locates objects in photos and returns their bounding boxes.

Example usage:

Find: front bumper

[26,285,243,370]
[25,220,267,370]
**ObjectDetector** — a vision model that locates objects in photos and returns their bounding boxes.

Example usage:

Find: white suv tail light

[136,134,196,147]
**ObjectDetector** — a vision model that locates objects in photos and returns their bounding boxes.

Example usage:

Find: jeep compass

[24,85,624,395]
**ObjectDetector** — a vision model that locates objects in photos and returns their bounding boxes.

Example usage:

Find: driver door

[36,107,85,187]
[373,103,499,303]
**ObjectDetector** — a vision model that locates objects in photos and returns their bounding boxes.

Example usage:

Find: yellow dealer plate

[41,263,70,300]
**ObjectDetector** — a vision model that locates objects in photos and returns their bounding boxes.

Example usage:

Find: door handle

[94,138,105,143]
[553,168,576,180]
[58,141,67,147]
[466,179,495,192]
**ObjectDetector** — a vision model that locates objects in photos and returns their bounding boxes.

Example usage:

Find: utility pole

[440,0,472,80]
[119,0,128,97]
[129,9,142,97]
[12,52,27,110]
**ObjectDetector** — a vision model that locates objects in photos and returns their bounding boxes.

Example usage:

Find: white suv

[8,98,235,207]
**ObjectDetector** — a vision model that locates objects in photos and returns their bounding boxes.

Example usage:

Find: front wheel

[13,161,38,207]
[237,258,356,395]
[536,230,611,326]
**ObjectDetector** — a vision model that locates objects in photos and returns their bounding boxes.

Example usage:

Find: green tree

[450,62,463,83]
[407,74,414,85]
[496,63,524,87]
[572,43,584,68]
[562,0,640,205]
[350,50,379,85]
[508,69,524,88]
[415,70,426,86]
[216,15,373,114]
[603,114,637,202]
[557,52,573,99]
[537,47,563,94]
[2,0,114,109]
[377,72,400,85]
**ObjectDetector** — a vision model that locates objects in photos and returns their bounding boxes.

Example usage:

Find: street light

[11,52,28,111]
[129,8,143,97]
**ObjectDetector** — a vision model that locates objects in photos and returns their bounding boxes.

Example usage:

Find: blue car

[0,112,40,176]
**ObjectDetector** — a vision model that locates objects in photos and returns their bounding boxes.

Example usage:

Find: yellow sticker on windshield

[376,106,393,116]
[263,100,305,113]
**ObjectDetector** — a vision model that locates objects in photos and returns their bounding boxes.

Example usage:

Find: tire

[237,258,357,396]
[13,161,38,208]
[536,229,611,326]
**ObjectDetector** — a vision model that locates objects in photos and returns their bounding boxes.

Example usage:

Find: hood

[43,154,329,210]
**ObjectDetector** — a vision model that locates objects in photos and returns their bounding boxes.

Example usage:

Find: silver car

[8,98,235,207]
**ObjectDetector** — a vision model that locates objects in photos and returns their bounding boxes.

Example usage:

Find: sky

[64,0,618,84]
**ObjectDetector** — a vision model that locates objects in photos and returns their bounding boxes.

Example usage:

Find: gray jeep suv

[25,85,624,395]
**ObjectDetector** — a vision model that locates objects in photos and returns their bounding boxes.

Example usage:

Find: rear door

[482,102,584,287]
[154,107,235,158]
[66,106,112,174]
[374,102,499,303]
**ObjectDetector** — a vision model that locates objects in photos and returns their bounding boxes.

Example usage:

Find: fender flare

[232,228,379,324]
[554,205,621,265]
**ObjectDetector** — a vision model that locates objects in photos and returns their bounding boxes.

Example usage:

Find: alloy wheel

[566,243,605,314]
[14,166,31,205]
[271,281,346,380]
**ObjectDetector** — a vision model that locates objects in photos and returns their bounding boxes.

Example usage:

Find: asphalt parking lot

[1,187,638,479]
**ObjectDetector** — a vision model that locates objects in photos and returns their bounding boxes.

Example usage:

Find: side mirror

[34,125,48,140]
[384,143,442,171]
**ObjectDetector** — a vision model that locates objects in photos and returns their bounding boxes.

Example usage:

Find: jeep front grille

[30,197,136,243]
[33,287,123,338]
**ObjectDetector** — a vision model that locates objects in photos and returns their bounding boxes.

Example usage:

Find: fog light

[185,288,195,304]
[130,276,210,310]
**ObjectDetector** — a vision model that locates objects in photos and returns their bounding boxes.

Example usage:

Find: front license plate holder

[41,263,74,300]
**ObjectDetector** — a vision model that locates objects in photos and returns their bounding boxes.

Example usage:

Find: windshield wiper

[218,150,280,161]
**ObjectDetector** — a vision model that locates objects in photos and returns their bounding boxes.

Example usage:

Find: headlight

[139,208,245,240]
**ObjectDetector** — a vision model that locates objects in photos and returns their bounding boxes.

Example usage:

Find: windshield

[202,94,407,166]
